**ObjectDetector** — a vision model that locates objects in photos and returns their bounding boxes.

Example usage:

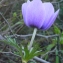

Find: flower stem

[22,60,27,63]
[28,28,37,50]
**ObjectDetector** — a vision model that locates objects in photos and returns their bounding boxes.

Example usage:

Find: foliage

[1,37,42,63]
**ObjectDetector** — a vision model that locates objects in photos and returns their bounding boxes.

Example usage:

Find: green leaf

[44,55,48,60]
[15,21,23,25]
[53,25,60,34]
[13,12,17,17]
[55,49,59,63]
[23,46,29,61]
[60,36,63,44]
[61,32,63,36]
[47,44,55,51]
[17,44,23,57]
[33,51,42,56]
[60,32,63,44]
[22,44,42,62]
[1,37,19,50]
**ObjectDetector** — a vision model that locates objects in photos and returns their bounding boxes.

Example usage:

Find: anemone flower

[22,0,59,30]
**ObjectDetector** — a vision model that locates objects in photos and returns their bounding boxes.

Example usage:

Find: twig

[34,57,50,63]
[0,2,14,8]
[0,52,21,57]
[8,34,59,39]
[0,35,4,40]
[0,0,5,5]
[0,34,59,40]
[0,12,13,34]
[52,0,63,4]
[42,47,56,58]
[15,24,24,33]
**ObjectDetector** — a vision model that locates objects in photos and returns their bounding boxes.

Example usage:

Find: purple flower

[22,0,59,30]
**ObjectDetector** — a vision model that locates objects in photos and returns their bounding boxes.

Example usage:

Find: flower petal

[25,0,46,28]
[22,0,30,26]
[40,2,54,29]
[42,9,60,30]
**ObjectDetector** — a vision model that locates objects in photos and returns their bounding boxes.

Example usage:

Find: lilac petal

[40,2,54,29]
[22,0,30,26]
[42,9,60,30]
[25,0,46,28]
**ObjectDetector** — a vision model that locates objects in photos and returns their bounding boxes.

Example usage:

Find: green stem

[28,28,37,50]
[56,48,59,63]
[22,61,27,63]
[22,60,27,63]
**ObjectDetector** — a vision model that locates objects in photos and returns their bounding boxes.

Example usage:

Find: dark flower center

[30,25,38,28]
